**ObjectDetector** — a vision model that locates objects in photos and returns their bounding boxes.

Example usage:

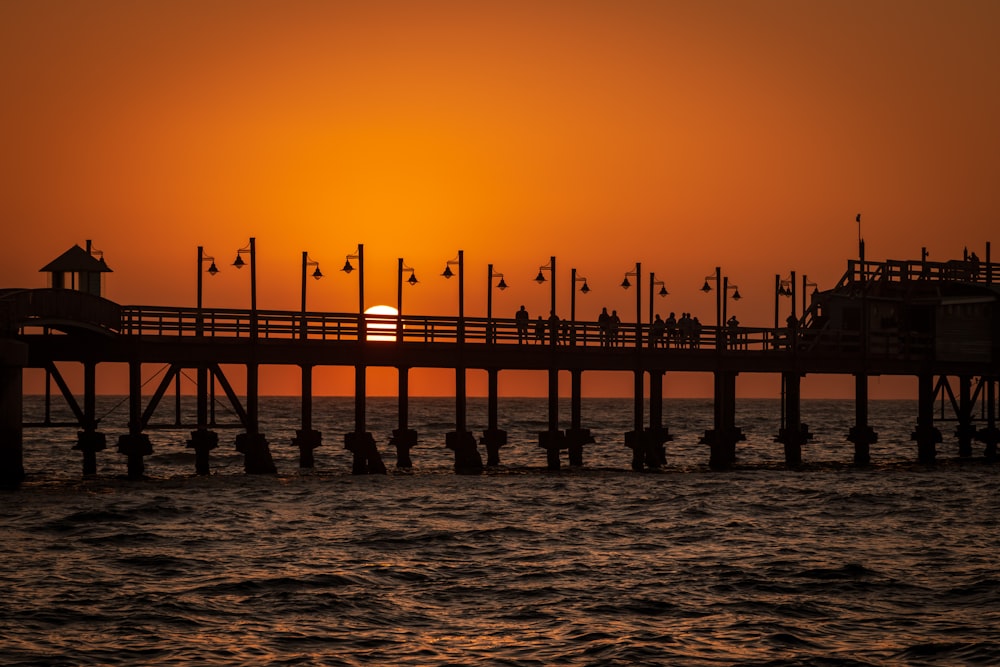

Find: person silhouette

[610,310,621,347]
[651,314,665,348]
[515,305,529,343]
[548,310,560,345]
[665,312,677,348]
[534,315,545,344]
[598,307,610,347]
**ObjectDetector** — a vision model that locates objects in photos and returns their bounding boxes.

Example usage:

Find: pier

[1,244,998,484]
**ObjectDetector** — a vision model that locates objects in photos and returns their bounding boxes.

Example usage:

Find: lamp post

[701,267,741,349]
[341,244,365,340]
[534,256,557,343]
[486,264,507,344]
[232,238,257,339]
[570,269,589,345]
[774,273,793,330]
[300,252,322,338]
[443,252,464,344]
[802,275,818,317]
[620,262,641,346]
[196,246,219,336]
[397,259,418,343]
[649,272,668,328]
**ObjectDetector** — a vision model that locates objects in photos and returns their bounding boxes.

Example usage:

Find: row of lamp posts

[193,242,761,476]
[197,242,767,351]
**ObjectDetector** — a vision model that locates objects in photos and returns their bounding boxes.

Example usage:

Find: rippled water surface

[3,398,999,665]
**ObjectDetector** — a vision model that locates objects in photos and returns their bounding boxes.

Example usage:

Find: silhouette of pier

[1,243,998,484]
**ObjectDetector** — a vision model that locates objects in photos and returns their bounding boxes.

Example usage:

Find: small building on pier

[805,257,997,364]
[39,240,112,297]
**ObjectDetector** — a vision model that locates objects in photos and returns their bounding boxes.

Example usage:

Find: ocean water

[2,396,999,666]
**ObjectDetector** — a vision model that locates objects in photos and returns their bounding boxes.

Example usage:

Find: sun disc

[365,305,398,341]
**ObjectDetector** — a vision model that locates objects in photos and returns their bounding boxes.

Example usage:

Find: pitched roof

[39,244,113,273]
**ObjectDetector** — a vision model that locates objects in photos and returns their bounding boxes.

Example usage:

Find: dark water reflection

[3,398,999,665]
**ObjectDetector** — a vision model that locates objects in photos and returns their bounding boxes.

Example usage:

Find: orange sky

[2,1,998,398]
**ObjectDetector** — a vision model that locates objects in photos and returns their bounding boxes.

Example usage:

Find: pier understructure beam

[292,429,322,469]
[116,433,152,480]
[480,428,506,467]
[74,429,107,477]
[975,427,1000,461]
[975,378,999,461]
[447,430,483,475]
[700,371,744,471]
[642,427,673,470]
[848,374,877,465]
[186,429,219,475]
[345,432,387,475]
[391,428,418,469]
[0,340,27,487]
[564,428,594,467]
[955,376,977,458]
[775,372,812,466]
[538,429,567,471]
[235,432,277,475]
[911,374,942,465]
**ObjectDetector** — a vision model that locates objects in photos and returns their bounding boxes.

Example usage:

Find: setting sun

[365,305,398,341]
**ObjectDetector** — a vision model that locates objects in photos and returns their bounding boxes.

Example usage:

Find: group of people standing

[648,312,703,348]
[514,306,711,348]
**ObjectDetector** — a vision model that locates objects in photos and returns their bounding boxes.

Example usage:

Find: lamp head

[233,254,246,269]
[534,270,546,284]
[620,277,631,289]
[658,286,669,297]
[580,281,590,294]
[497,277,508,290]
[207,261,219,276]
[407,273,419,286]
[341,259,354,274]
[701,280,712,293]
[442,265,454,279]
[312,267,323,280]
[732,289,742,301]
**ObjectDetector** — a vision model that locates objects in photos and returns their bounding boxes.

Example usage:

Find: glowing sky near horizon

[2,0,998,397]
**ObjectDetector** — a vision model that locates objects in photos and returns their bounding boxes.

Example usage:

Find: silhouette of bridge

[1,249,998,484]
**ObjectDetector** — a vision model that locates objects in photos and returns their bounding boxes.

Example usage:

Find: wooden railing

[107,305,934,359]
[837,258,998,289]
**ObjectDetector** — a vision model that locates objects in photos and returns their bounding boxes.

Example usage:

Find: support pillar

[392,366,418,469]
[187,365,218,475]
[955,375,976,458]
[974,378,998,460]
[847,373,878,464]
[565,369,593,467]
[537,367,565,470]
[236,362,276,474]
[911,373,942,465]
[0,340,28,488]
[644,370,672,469]
[625,369,645,471]
[448,362,482,475]
[292,364,322,469]
[116,360,152,479]
[480,368,506,467]
[345,363,385,474]
[775,372,811,466]
[73,361,106,476]
[700,371,743,470]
